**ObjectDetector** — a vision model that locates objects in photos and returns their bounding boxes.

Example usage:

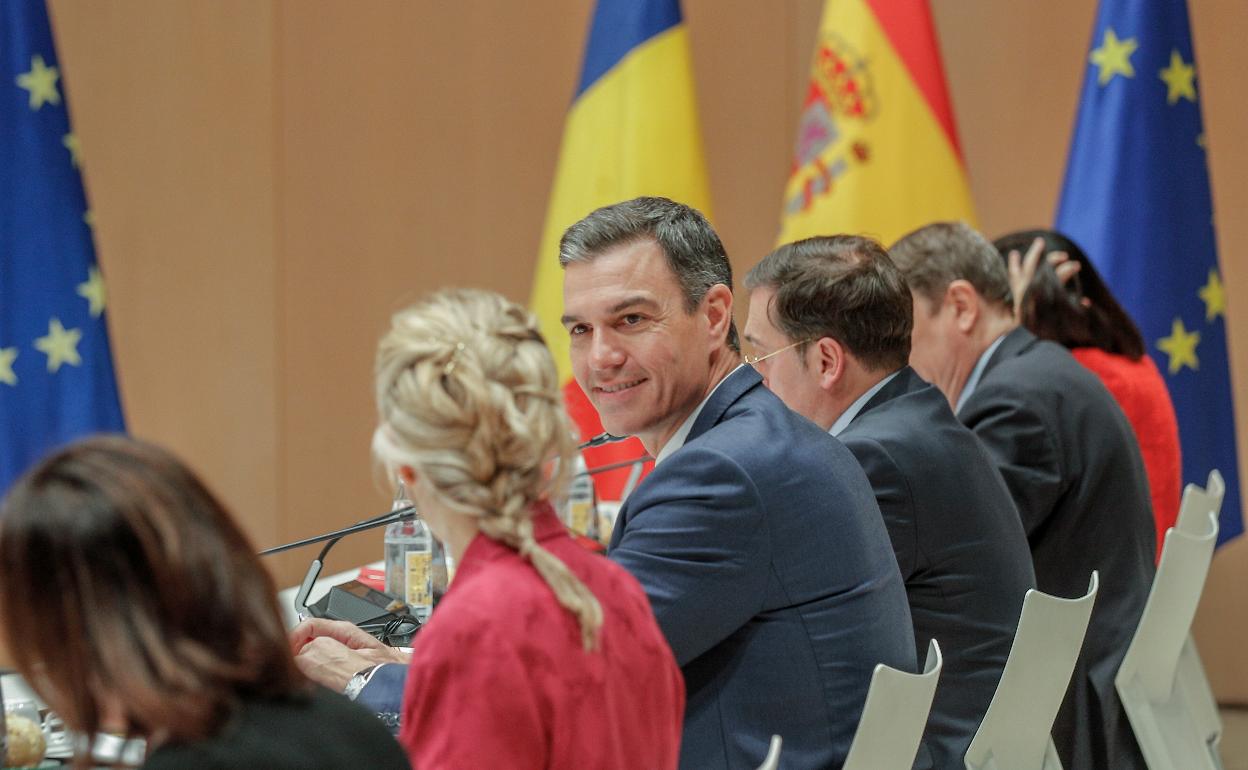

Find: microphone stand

[260,505,417,557]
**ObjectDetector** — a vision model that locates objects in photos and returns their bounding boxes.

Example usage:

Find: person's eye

[621,314,645,326]
[569,323,589,336]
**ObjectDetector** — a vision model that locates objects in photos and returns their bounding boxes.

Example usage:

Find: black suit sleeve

[960,381,1066,536]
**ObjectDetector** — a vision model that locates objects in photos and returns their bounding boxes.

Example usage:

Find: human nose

[588,329,626,370]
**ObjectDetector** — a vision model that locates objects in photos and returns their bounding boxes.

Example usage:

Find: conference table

[1,669,141,767]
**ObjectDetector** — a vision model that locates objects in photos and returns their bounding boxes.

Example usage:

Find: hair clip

[443,342,466,375]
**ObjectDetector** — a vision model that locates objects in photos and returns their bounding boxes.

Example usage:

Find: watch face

[343,666,377,701]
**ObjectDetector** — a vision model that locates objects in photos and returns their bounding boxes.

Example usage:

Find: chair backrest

[843,639,943,770]
[755,735,782,770]
[963,572,1099,770]
[1115,512,1219,769]
[1176,470,1224,537]
[1118,512,1218,701]
[1168,470,1226,761]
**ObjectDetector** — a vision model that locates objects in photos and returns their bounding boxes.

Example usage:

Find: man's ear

[702,284,734,344]
[813,337,846,391]
[947,280,981,334]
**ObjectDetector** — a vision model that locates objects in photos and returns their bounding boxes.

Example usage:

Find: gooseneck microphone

[261,505,418,557]
[578,432,631,449]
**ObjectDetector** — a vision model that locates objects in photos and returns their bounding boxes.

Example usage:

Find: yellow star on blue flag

[1057,0,1240,544]
[2,3,125,494]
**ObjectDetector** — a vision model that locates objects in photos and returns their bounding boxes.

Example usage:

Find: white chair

[755,734,782,770]
[1171,470,1226,767]
[1116,511,1220,769]
[963,572,1099,770]
[842,639,943,770]
[1176,470,1224,536]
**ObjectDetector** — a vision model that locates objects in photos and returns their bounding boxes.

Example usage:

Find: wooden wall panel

[46,0,280,548]
[270,1,593,578]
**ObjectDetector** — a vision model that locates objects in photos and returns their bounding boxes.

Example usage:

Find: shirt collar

[955,333,1007,415]
[828,370,901,437]
[653,364,744,466]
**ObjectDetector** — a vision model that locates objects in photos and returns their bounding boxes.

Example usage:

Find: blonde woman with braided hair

[291,289,684,770]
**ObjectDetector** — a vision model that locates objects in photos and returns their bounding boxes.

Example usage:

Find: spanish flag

[530,0,712,500]
[778,0,975,245]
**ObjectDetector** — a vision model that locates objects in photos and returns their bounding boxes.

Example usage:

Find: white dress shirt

[653,365,744,466]
[828,370,901,437]
[955,334,1007,415]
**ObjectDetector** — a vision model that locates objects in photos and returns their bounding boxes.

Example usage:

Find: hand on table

[289,618,411,691]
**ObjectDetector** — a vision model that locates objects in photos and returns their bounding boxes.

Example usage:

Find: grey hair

[558,196,739,352]
[889,221,1013,312]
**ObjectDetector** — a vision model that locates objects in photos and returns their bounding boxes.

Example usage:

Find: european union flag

[1,2,125,495]
[1056,0,1240,544]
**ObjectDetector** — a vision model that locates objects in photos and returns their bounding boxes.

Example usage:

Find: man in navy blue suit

[559,197,916,770]
[742,235,1035,769]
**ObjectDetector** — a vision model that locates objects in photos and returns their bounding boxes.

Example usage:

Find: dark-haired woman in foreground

[0,436,410,770]
[996,229,1181,558]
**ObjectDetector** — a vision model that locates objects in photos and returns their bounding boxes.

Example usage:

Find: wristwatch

[343,664,382,701]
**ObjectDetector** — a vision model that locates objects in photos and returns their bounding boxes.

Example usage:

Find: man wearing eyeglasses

[560,197,917,770]
[743,235,1036,769]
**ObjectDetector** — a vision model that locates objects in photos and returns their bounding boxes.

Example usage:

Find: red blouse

[399,502,684,769]
[1073,348,1182,560]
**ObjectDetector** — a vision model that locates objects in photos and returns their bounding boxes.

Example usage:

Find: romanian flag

[777,0,975,246]
[1056,0,1241,545]
[1,1,126,496]
[530,0,712,500]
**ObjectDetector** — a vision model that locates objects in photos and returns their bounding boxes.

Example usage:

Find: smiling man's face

[562,238,718,453]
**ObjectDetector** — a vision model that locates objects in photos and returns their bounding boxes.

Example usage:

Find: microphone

[260,505,418,557]
[578,432,631,450]
[265,504,421,640]
[264,450,647,560]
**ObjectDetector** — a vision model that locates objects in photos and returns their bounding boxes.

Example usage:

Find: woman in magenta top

[371,289,684,769]
[997,229,1181,559]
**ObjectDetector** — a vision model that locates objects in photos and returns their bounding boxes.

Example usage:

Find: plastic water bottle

[430,535,450,607]
[561,450,598,540]
[384,483,434,622]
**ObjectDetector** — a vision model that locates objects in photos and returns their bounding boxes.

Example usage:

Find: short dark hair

[559,196,739,352]
[890,221,1013,312]
[993,229,1145,359]
[745,235,912,372]
[0,436,305,748]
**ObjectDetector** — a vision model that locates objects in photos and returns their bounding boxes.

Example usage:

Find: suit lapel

[980,326,1036,379]
[856,366,922,420]
[687,366,760,442]
[608,366,759,550]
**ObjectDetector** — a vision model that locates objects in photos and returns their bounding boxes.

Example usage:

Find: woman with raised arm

[996,229,1182,558]
[0,436,410,770]
[293,288,684,769]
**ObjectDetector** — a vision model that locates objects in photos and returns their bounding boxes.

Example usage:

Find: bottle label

[405,550,432,607]
[569,500,592,536]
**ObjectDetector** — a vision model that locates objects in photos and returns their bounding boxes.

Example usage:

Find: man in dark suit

[560,197,917,770]
[891,222,1155,770]
[742,235,1036,769]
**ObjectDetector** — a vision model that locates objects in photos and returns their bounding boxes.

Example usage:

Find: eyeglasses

[742,338,810,366]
